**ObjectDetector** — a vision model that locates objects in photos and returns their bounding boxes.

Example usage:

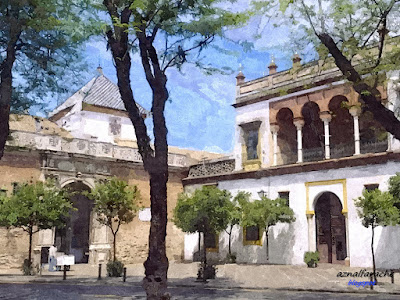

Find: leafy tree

[254,0,400,139]
[355,188,400,282]
[0,180,73,273]
[0,0,99,160]
[241,196,295,262]
[224,191,249,259]
[96,0,248,297]
[174,186,232,278]
[85,178,140,262]
[389,172,400,202]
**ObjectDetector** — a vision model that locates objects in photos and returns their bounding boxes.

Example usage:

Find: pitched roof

[49,73,148,117]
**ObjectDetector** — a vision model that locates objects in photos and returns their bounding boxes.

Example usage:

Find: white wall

[184,160,400,268]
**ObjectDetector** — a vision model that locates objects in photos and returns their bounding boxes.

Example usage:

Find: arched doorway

[55,181,93,263]
[315,192,347,264]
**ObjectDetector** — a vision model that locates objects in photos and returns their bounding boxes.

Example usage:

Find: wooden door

[315,192,346,264]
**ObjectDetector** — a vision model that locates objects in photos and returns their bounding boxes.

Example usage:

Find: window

[240,121,262,161]
[279,191,290,206]
[364,184,379,192]
[243,226,262,246]
[204,232,218,252]
[246,129,259,160]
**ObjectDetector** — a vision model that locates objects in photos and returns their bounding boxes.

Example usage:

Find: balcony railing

[361,139,388,154]
[303,147,324,162]
[188,159,235,178]
[331,143,354,159]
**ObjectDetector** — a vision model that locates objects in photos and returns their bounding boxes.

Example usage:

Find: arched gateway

[55,181,94,263]
[315,192,347,264]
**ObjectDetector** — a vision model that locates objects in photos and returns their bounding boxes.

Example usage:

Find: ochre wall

[111,165,186,264]
[0,151,42,268]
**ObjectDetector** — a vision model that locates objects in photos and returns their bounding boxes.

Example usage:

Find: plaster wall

[184,161,400,268]
[234,102,270,170]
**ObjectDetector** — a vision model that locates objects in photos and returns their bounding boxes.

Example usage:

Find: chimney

[236,71,245,85]
[97,66,103,76]
[268,56,277,75]
[292,52,302,69]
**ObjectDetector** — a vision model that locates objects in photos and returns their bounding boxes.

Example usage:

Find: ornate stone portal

[35,156,112,266]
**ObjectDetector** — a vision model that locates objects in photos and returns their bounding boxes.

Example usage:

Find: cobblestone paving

[1,283,400,300]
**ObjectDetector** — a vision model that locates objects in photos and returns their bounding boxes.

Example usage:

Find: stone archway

[315,192,347,264]
[55,181,93,263]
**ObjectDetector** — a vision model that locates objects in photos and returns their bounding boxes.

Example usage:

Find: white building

[182,55,400,268]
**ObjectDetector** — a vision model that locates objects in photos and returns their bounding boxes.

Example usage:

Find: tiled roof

[49,73,148,117]
[83,75,147,115]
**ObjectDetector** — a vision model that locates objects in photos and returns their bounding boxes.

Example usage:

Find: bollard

[98,263,102,280]
[63,266,67,280]
[391,270,394,284]
[123,267,127,282]
[370,273,373,290]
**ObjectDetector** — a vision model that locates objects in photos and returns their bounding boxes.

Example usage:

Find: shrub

[106,260,124,277]
[197,263,217,280]
[21,259,33,275]
[304,251,319,268]
[225,253,236,264]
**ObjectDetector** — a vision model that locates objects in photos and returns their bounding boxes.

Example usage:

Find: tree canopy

[0,180,73,268]
[85,177,141,261]
[0,0,100,159]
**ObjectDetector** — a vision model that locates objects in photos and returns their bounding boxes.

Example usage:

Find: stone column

[320,112,332,159]
[349,106,361,155]
[294,118,305,163]
[270,123,279,166]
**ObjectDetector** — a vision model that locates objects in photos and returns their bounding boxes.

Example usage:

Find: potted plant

[304,251,319,268]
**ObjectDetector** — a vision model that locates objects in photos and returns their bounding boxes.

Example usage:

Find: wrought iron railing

[303,147,324,162]
[361,139,388,154]
[331,143,354,159]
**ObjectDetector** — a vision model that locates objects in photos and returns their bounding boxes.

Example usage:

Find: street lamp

[258,190,267,198]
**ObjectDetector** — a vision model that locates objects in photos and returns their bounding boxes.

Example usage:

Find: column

[293,118,305,163]
[270,123,279,166]
[349,106,361,155]
[320,112,332,159]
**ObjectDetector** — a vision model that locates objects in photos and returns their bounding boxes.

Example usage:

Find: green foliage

[86,178,140,230]
[241,196,295,230]
[106,260,125,277]
[1,0,101,112]
[1,180,73,231]
[304,251,319,267]
[85,178,140,261]
[173,186,232,235]
[355,189,400,228]
[389,173,400,202]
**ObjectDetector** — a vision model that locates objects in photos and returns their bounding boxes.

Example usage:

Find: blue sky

[52,5,296,154]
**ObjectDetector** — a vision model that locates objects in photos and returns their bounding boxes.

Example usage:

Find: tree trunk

[317,33,400,140]
[202,231,207,282]
[104,5,170,299]
[0,14,21,160]
[372,225,377,283]
[28,226,33,265]
[265,227,269,263]
[113,233,117,262]
[228,225,233,256]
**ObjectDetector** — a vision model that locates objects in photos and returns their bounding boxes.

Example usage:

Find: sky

[50,1,296,155]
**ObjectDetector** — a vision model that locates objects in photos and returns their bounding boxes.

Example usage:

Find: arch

[314,192,347,264]
[60,178,95,190]
[359,109,387,154]
[276,108,297,165]
[55,180,94,264]
[328,96,354,158]
[301,102,324,161]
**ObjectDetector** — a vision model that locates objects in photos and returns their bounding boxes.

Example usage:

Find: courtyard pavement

[1,262,400,295]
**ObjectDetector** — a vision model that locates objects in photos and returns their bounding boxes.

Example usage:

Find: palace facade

[182,54,400,268]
